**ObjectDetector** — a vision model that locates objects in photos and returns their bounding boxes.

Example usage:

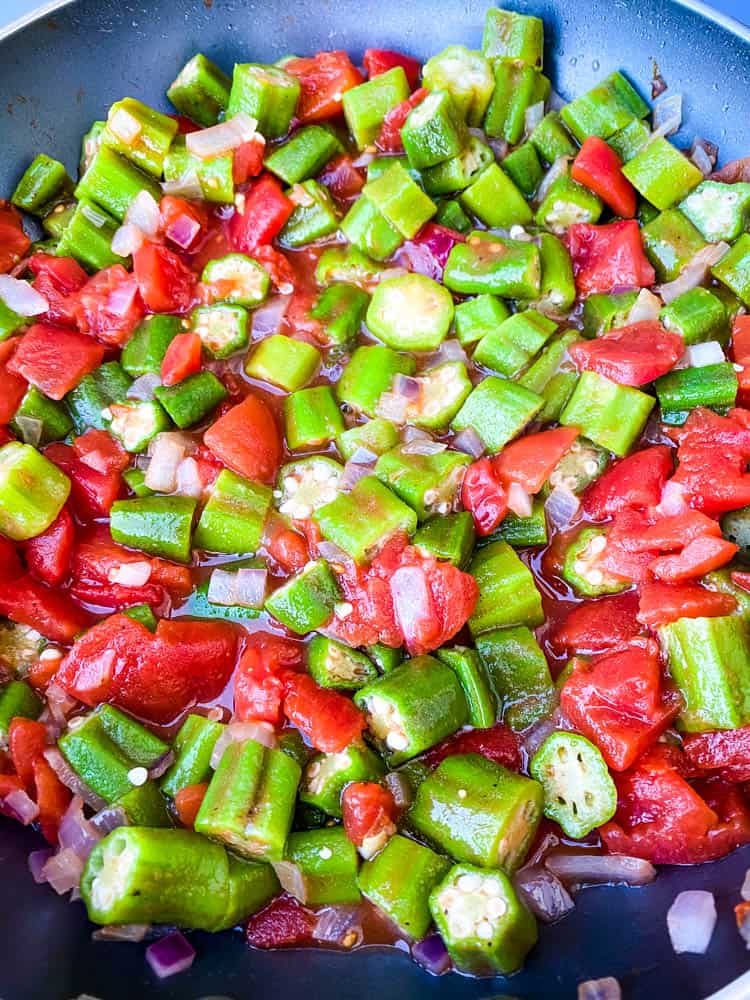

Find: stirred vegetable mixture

[3,3,750,982]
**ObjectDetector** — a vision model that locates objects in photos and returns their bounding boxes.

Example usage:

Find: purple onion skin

[146,931,196,979]
[412,933,451,975]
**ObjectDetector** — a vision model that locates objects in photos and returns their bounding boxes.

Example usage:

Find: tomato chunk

[285,51,364,122]
[649,534,738,582]
[363,49,421,89]
[0,202,31,273]
[7,323,104,400]
[376,88,428,153]
[571,137,637,218]
[683,727,750,782]
[569,321,683,386]
[203,393,282,484]
[228,175,294,254]
[0,358,28,425]
[732,315,750,404]
[246,894,317,949]
[21,505,75,587]
[74,265,145,347]
[567,220,655,297]
[342,781,398,848]
[234,632,304,725]
[282,672,366,753]
[583,445,672,520]
[318,154,365,202]
[161,331,202,386]
[638,581,737,628]
[45,442,124,520]
[33,755,72,844]
[0,574,91,644]
[629,509,720,551]
[494,427,580,494]
[0,535,23,580]
[422,722,522,771]
[670,407,750,515]
[461,458,507,536]
[133,243,197,314]
[175,782,209,828]
[27,253,88,327]
[9,718,48,794]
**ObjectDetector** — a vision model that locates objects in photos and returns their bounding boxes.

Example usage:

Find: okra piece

[227,64,300,138]
[401,90,468,171]
[11,387,72,445]
[443,231,542,298]
[454,294,511,347]
[265,125,342,184]
[164,136,234,204]
[641,208,707,283]
[12,154,71,214]
[460,162,532,229]
[410,754,543,872]
[482,6,544,66]
[0,442,70,541]
[354,655,469,765]
[434,198,472,233]
[167,53,231,127]
[660,615,750,731]
[474,309,557,378]
[276,457,343,519]
[114,780,171,828]
[0,680,42,742]
[161,714,224,799]
[548,436,609,494]
[421,136,494,198]
[413,511,476,568]
[502,142,544,198]
[530,112,578,165]
[154,371,228,429]
[368,643,405,676]
[367,273,453,352]
[712,233,750,307]
[452,377,544,455]
[80,120,105,175]
[378,361,472,431]
[65,361,132,434]
[285,827,361,905]
[337,345,417,418]
[535,173,603,234]
[622,137,703,211]
[679,179,750,243]
[56,199,125,271]
[192,304,249,360]
[582,291,639,338]
[468,540,544,635]
[0,298,24,341]
[375,444,470,521]
[177,564,263,623]
[280,179,339,247]
[314,474,417,562]
[656,363,737,425]
[660,287,728,346]
[437,646,496,728]
[484,60,546,145]
[284,385,345,450]
[476,626,555,731]
[560,370,655,456]
[110,495,196,563]
[81,826,278,930]
[492,498,548,548]
[202,253,270,307]
[308,636,378,691]
[264,559,340,635]
[721,507,750,564]
[121,315,182,377]
[310,282,370,349]
[560,72,649,143]
[430,864,537,976]
[195,738,301,860]
[422,45,495,126]
[193,469,271,554]
[358,834,451,939]
[245,333,321,391]
[530,732,617,839]
[562,526,628,598]
[300,742,384,817]
[705,569,750,620]
[75,145,162,222]
[340,194,403,262]
[337,418,399,461]
[363,161,436,239]
[103,97,177,177]
[536,232,576,314]
[107,400,172,454]
[366,154,421,185]
[342,66,411,148]
[122,602,158,630]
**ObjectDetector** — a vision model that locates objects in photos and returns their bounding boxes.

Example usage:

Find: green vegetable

[227,64,300,138]
[0,442,70,541]
[110,495,196,563]
[468,540,544,635]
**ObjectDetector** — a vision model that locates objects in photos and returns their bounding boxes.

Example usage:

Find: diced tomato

[246,894,317,949]
[168,114,200,135]
[567,220,656,297]
[0,574,91,643]
[160,195,208,252]
[400,223,465,280]
[32,755,72,844]
[27,253,88,327]
[9,718,48,794]
[638,581,737,628]
[560,640,680,771]
[670,407,750,516]
[175,782,208,828]
[228,175,295,254]
[0,354,27,424]
[318,154,365,202]
[569,321,683,387]
[422,722,522,771]
[234,632,304,725]
[683,728,750,784]
[494,427,580,494]
[593,508,657,585]
[233,136,267,184]
[133,243,197,314]
[629,509,720,551]
[376,88,428,153]
[74,265,145,347]
[283,289,325,342]
[549,592,642,655]
[583,445,672,520]
[282,672,366,753]
[160,331,202,386]
[649,534,738,582]
[342,781,398,848]
[7,323,104,400]
[285,51,364,122]
[45,442,123,520]
[461,458,507,536]
[27,655,63,693]
[732,315,750,404]
[250,245,296,293]
[332,562,402,649]
[73,428,130,474]
[56,615,239,724]
[732,571,750,594]
[263,521,310,574]
[203,393,282,484]
[0,202,31,273]
[21,505,75,587]
[0,535,22,580]
[363,49,421,89]
[571,137,637,218]
[390,553,478,656]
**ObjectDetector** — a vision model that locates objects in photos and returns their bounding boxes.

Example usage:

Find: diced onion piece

[392,374,422,400]
[427,338,468,367]
[627,287,662,324]
[107,278,141,318]
[651,94,683,138]
[251,295,292,337]
[58,796,100,860]
[525,99,545,138]
[111,223,146,257]
[145,931,196,979]
[89,805,129,836]
[316,540,355,569]
[548,88,566,112]
[340,459,373,492]
[347,446,378,466]
[0,274,49,316]
[127,373,161,401]
[125,190,160,238]
[43,748,107,811]
[741,869,750,901]
[384,770,413,810]
[41,846,85,895]
[165,213,201,250]
[108,107,142,145]
[207,568,238,607]
[657,242,730,303]
[145,432,189,493]
[376,391,409,423]
[691,143,714,177]
[272,861,307,902]
[28,848,54,884]
[507,481,533,518]
[545,484,580,530]
[488,137,509,160]
[578,977,622,1000]
[148,751,174,780]
[656,479,688,517]
[684,340,725,368]
[233,567,267,608]
[107,560,152,587]
[186,112,258,159]
[3,788,39,825]
[411,932,451,974]
[175,457,204,499]
[513,865,575,923]
[312,906,363,949]
[210,721,276,769]
[161,171,203,200]
[13,415,43,447]
[545,851,657,887]
[537,156,571,202]
[93,923,151,943]
[667,890,717,954]
[401,438,447,457]
[453,427,485,458]
[352,150,375,168]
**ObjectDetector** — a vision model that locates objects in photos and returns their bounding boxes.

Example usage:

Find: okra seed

[283,476,300,494]
[279,282,294,295]
[334,601,353,619]
[386,731,409,751]
[457,873,481,892]
[449,915,472,937]
[319,847,333,860]
[127,766,148,787]
[477,920,494,940]
[457,788,467,799]
[587,569,604,586]
[39,646,62,661]
[486,897,507,918]
[482,879,502,897]
[584,460,599,476]
[588,534,607,555]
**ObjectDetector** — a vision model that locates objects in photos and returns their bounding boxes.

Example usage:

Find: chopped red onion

[312,906,363,948]
[513,865,575,923]
[655,479,688,517]
[537,156,571,202]
[578,977,622,1000]
[45,683,77,729]
[0,274,49,316]
[251,294,292,337]
[175,456,204,499]
[272,861,308,902]
[347,445,378,466]
[657,242,730,303]
[667,890,716,954]
[376,391,409,423]
[44,748,107,811]
[401,425,433,444]
[522,709,569,759]
[545,851,657,887]
[106,278,140,318]
[125,190,160,238]
[316,539,355,569]
[741,869,750,901]
[412,933,451,975]
[452,427,485,458]
[352,150,375,168]
[186,112,257,159]
[691,136,718,172]
[233,567,268,608]
[13,415,43,447]
[165,212,202,250]
[627,288,662,324]
[89,805,129,836]
[28,848,54,884]
[93,923,151,943]
[3,788,40,825]
[340,459,373,492]
[127,373,161,401]
[161,170,203,200]
[148,751,175,781]
[145,931,196,979]
[59,796,100,860]
[145,432,189,493]
[651,94,683,138]
[507,481,533,518]
[401,438,447,457]
[108,560,152,587]
[427,338,468,367]
[545,484,580,530]
[210,721,276,769]
[207,568,239,607]
[691,143,714,177]
[41,846,84,895]
[488,137,509,160]
[392,373,422,400]
[524,99,545,137]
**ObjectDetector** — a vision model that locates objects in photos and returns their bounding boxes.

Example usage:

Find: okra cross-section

[276,457,344,520]
[308,635,378,691]
[366,274,453,352]
[313,475,417,563]
[374,444,470,521]
[300,742,384,817]
[264,558,341,635]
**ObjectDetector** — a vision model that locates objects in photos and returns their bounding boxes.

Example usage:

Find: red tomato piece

[203,393,282,484]
[27,253,88,327]
[649,534,738,582]
[0,536,22,580]
[560,640,679,771]
[628,509,720,552]
[174,782,208,828]
[74,265,145,346]
[583,445,673,520]
[494,427,580,494]
[318,154,365,202]
[160,331,202,386]
[732,571,750,594]
[342,781,398,848]
[160,195,207,252]
[391,555,478,656]
[684,727,750,777]
[45,442,124,520]
[32,755,72,844]
[332,563,402,649]
[569,321,683,386]
[133,243,197,314]
[571,137,637,218]
[233,136,267,184]
[234,632,304,725]
[638,581,737,628]
[246,894,317,949]
[595,508,657,585]
[363,49,421,89]
[228,175,295,254]
[461,458,508,536]
[670,407,750,515]
[0,202,31,273]
[399,223,465,280]
[549,592,642,656]
[0,352,27,424]
[282,672,366,753]
[732,315,750,404]
[7,323,104,400]
[567,220,656,297]
[0,574,91,644]
[9,718,47,794]
[422,723,522,771]
[250,245,296,293]
[285,51,364,122]
[73,428,130,474]
[263,521,310,574]
[376,88,428,153]
[21,505,75,587]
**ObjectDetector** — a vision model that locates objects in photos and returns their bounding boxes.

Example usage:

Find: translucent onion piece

[108,560,152,587]
[667,890,717,954]
[125,190,160,238]
[28,847,54,884]
[233,567,268,608]
[186,113,258,159]
[545,851,657,887]
[657,242,730,304]
[272,861,307,903]
[545,484,580,530]
[507,482,533,518]
[0,274,49,316]
[340,459,373,493]
[111,223,146,259]
[651,94,683,137]
[13,415,43,447]
[207,568,238,607]
[93,923,151,943]
[627,288,662,324]
[411,933,451,975]
[41,846,85,895]
[58,795,100,860]
[452,427,485,458]
[537,156,571,202]
[251,295,292,337]
[145,432,189,493]
[741,869,750,901]
[312,906,363,948]
[127,373,161,401]
[145,931,196,979]
[578,977,622,1000]
[161,171,203,200]
[3,788,39,825]
[524,99,545,137]
[513,864,575,923]
[175,457,204,499]
[683,341,725,368]
[89,805,129,836]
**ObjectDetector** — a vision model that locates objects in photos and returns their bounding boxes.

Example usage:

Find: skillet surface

[2,1,750,996]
